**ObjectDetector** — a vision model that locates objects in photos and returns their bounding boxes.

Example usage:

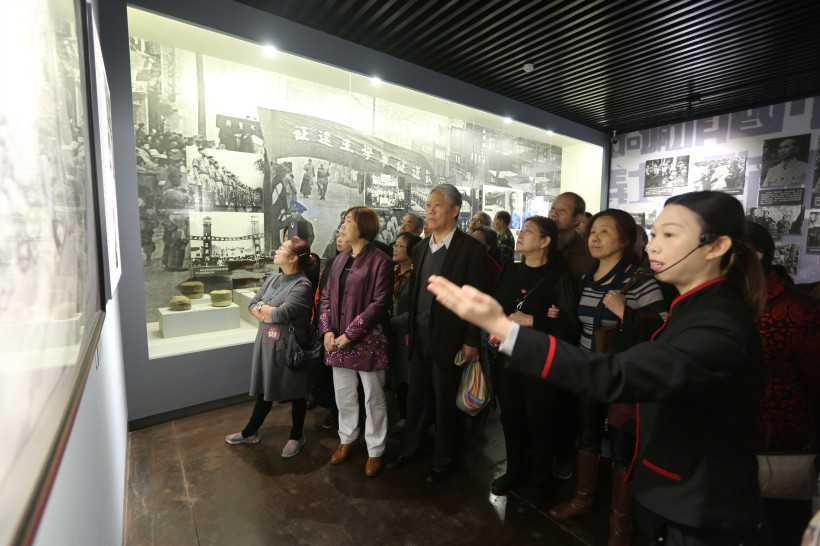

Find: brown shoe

[330,443,353,465]
[365,457,383,477]
[548,450,600,521]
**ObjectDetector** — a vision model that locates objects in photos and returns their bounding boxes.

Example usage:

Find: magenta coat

[319,244,393,371]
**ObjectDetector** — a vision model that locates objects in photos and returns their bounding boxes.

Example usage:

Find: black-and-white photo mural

[807,210,820,254]
[643,155,690,197]
[610,98,820,284]
[128,19,565,348]
[812,135,820,208]
[690,152,747,194]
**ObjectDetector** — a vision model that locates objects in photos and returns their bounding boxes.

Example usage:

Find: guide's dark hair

[494,210,511,226]
[665,191,766,316]
[744,221,775,273]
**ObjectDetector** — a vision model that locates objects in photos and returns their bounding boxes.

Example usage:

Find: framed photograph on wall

[643,155,690,197]
[0,1,106,544]
[84,1,122,301]
[760,134,810,188]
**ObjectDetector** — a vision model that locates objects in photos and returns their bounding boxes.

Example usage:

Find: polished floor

[125,400,612,546]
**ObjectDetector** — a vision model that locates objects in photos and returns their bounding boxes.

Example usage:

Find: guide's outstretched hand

[427,275,513,342]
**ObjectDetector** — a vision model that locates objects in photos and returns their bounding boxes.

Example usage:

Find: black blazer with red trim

[505,278,764,532]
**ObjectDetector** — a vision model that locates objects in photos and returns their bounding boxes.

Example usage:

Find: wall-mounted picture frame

[0,1,107,544]
[83,0,122,302]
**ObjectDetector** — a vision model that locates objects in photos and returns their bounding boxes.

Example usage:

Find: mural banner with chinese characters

[258,107,435,185]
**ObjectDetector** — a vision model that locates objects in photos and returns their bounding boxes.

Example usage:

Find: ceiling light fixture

[546,130,554,135]
[503,117,513,124]
[263,44,278,58]
[522,63,535,73]
[370,76,382,85]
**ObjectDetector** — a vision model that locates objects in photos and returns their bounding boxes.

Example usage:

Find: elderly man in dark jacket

[390,184,489,484]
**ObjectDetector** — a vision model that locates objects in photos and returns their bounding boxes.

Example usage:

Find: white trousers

[332,367,387,457]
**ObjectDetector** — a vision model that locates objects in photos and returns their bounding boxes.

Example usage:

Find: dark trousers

[497,364,557,486]
[396,382,409,420]
[607,425,636,467]
[309,363,337,413]
[242,394,306,440]
[578,396,604,452]
[634,501,768,546]
[553,389,579,461]
[579,398,636,466]
[401,346,463,470]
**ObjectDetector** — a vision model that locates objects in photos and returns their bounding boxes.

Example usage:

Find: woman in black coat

[491,216,579,496]
[429,191,768,546]
[389,232,422,426]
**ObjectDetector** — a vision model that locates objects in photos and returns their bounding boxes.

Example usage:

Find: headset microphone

[653,233,716,275]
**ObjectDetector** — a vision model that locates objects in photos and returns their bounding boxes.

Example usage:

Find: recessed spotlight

[504,117,513,124]
[522,63,535,73]
[546,130,554,135]
[263,44,278,58]
[370,76,382,85]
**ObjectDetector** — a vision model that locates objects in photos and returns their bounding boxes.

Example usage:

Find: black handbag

[262,323,321,370]
[296,326,324,369]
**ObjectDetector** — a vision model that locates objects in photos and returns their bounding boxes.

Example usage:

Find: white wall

[561,142,605,214]
[33,294,128,546]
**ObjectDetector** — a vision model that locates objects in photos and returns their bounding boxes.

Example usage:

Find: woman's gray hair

[430,183,462,210]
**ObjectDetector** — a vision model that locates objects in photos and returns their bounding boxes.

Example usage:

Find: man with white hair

[390,184,489,484]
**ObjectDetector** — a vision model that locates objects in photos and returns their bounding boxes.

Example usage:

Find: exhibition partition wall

[609,98,820,284]
[1,0,130,544]
[100,0,607,421]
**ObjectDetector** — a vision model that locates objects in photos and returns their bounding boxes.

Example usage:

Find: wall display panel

[609,98,820,284]
[89,19,122,299]
[128,8,602,358]
[0,0,105,544]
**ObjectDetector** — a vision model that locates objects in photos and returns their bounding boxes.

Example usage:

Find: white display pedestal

[158,303,240,338]
[233,289,259,325]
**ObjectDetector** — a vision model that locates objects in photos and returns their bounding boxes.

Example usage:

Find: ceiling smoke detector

[522,63,535,73]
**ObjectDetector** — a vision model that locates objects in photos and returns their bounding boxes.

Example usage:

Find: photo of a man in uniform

[761,135,810,188]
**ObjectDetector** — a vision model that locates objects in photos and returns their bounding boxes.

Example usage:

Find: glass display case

[127,7,603,359]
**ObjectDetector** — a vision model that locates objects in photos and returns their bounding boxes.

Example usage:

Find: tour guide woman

[428,191,767,546]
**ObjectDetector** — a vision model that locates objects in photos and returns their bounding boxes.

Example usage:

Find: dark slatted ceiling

[237,0,820,133]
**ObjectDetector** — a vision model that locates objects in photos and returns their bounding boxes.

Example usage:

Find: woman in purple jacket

[320,206,393,477]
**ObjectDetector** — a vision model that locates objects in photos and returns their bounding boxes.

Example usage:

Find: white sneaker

[224,432,260,445]
[281,437,305,458]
